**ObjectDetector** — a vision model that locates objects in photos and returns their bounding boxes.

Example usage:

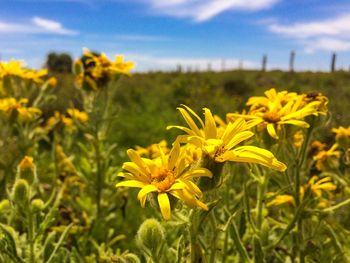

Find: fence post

[262,54,267,72]
[289,51,295,72]
[331,53,337,72]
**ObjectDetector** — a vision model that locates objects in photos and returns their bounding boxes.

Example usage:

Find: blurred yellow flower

[0,97,42,122]
[227,88,327,139]
[332,125,350,139]
[313,144,341,171]
[168,105,286,171]
[293,130,304,148]
[267,194,294,207]
[0,59,47,83]
[308,176,336,198]
[19,156,34,170]
[116,141,212,220]
[135,140,170,159]
[76,48,135,90]
[66,108,89,123]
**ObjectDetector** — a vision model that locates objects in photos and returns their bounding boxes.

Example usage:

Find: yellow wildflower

[19,156,34,170]
[135,140,170,159]
[313,144,341,171]
[227,88,327,139]
[0,97,41,122]
[116,141,212,220]
[76,48,135,90]
[168,105,286,171]
[47,77,58,87]
[66,108,89,123]
[293,130,304,148]
[332,125,350,139]
[308,176,336,197]
[0,60,47,83]
[267,194,294,207]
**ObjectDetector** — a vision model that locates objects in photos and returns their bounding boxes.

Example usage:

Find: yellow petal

[168,141,180,171]
[116,180,145,188]
[204,108,217,139]
[177,107,202,136]
[127,149,150,176]
[158,193,171,220]
[137,185,158,208]
[266,123,279,139]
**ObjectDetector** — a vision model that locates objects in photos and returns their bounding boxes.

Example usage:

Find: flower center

[151,169,175,192]
[263,112,281,123]
[214,146,226,158]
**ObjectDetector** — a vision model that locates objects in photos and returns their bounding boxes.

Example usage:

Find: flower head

[168,105,286,171]
[0,97,41,122]
[227,89,328,139]
[75,48,135,90]
[116,141,212,220]
[313,144,341,171]
[0,60,47,83]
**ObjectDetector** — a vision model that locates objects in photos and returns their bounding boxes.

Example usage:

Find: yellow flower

[227,88,327,139]
[332,125,350,139]
[19,156,34,170]
[116,141,212,220]
[0,97,42,122]
[168,105,286,171]
[313,144,341,171]
[135,140,170,159]
[109,55,135,76]
[0,60,47,83]
[76,48,135,90]
[66,108,89,123]
[293,130,304,148]
[308,176,336,197]
[47,77,58,87]
[267,194,294,207]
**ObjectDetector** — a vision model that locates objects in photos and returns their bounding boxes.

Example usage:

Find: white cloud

[148,0,280,22]
[0,17,78,35]
[267,14,350,52]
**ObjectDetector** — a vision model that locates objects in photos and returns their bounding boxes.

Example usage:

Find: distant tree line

[46,52,73,73]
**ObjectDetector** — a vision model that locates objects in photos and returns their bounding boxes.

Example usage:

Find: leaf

[46,223,73,263]
[0,224,24,263]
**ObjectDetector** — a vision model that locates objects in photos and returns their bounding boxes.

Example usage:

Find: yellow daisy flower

[116,141,212,220]
[135,140,170,159]
[168,105,286,171]
[332,125,350,139]
[313,144,341,171]
[308,176,336,198]
[227,89,327,139]
[66,108,89,123]
[0,97,42,122]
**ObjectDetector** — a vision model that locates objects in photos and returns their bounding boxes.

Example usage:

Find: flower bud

[18,156,36,184]
[31,199,45,213]
[12,179,29,206]
[48,77,57,87]
[0,199,10,213]
[137,218,165,256]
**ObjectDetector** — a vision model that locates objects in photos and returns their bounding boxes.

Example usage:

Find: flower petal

[158,193,171,220]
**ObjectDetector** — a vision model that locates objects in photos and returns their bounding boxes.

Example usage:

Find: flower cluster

[117,103,287,219]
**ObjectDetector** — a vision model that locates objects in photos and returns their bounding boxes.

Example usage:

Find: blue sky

[1,0,350,71]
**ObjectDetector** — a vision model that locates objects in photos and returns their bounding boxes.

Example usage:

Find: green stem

[294,124,314,263]
[94,137,102,218]
[209,212,218,263]
[27,209,35,263]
